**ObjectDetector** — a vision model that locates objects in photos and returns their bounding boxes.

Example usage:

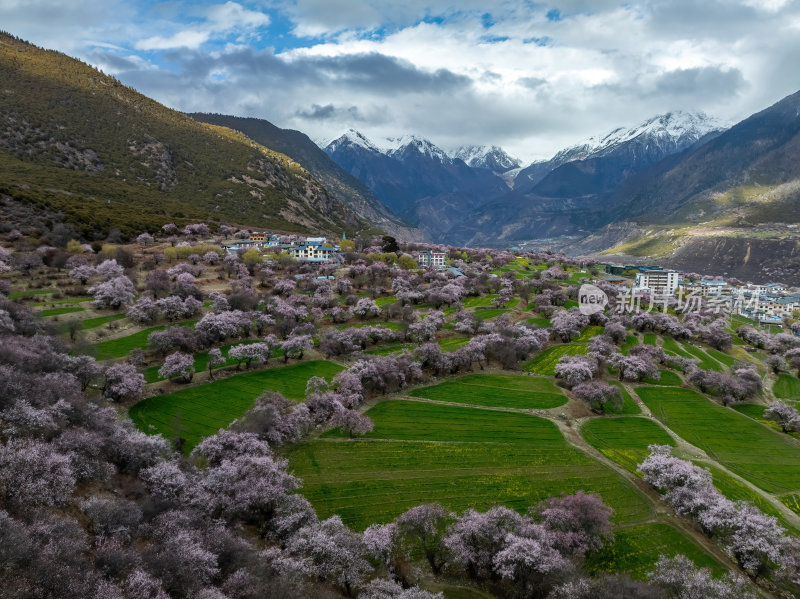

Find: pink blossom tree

[89,276,136,309]
[207,347,225,380]
[571,381,622,414]
[554,355,597,388]
[158,351,195,383]
[764,401,800,433]
[281,334,313,363]
[228,342,272,369]
[103,363,145,401]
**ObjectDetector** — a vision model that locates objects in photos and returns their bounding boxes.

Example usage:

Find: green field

[706,348,735,367]
[130,360,343,451]
[607,383,641,415]
[38,306,85,316]
[34,297,93,306]
[680,343,725,372]
[8,288,57,299]
[473,308,508,320]
[643,333,657,346]
[638,387,800,494]
[641,370,683,386]
[582,417,675,474]
[576,326,604,342]
[408,373,567,409]
[463,295,497,308]
[661,336,693,359]
[774,374,800,400]
[701,464,797,531]
[80,313,128,330]
[525,344,587,375]
[375,297,398,307]
[526,317,551,328]
[88,320,198,360]
[621,335,639,355]
[289,400,652,530]
[585,523,724,579]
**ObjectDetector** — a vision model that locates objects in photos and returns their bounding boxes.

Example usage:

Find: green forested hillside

[0,32,366,239]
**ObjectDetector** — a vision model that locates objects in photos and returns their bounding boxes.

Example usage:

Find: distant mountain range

[322,112,727,246]
[323,131,511,240]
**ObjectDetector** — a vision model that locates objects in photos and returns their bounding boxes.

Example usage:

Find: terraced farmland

[585,523,724,579]
[641,370,683,386]
[774,374,800,400]
[581,417,674,474]
[38,306,85,316]
[88,320,198,360]
[130,360,342,451]
[525,344,588,375]
[288,400,652,530]
[638,387,800,494]
[607,383,641,415]
[408,373,567,409]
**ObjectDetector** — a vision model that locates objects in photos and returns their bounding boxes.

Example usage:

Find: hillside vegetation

[0,32,365,239]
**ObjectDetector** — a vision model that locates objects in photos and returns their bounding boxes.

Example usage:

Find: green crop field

[641,370,683,386]
[8,288,57,299]
[130,360,343,451]
[774,374,800,400]
[680,343,725,372]
[581,417,674,474]
[38,306,85,316]
[525,344,587,375]
[438,337,470,352]
[576,326,604,342]
[375,297,397,307]
[585,523,724,579]
[621,335,639,355]
[463,295,497,308]
[607,383,641,415]
[87,320,198,360]
[408,373,567,409]
[34,297,93,306]
[289,400,651,530]
[701,464,797,531]
[781,494,800,517]
[706,348,735,367]
[638,387,800,494]
[526,317,551,328]
[661,336,693,359]
[473,308,508,320]
[80,313,127,330]
[643,333,657,346]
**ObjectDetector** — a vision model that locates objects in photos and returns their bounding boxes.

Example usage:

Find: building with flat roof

[418,250,447,269]
[634,268,680,295]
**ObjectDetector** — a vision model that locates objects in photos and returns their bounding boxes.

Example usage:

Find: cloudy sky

[3,0,799,161]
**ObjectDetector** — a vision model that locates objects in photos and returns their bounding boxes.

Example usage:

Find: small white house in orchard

[417,250,447,269]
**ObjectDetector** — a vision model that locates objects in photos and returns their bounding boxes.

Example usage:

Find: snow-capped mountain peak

[383,135,453,164]
[323,129,382,154]
[452,145,522,172]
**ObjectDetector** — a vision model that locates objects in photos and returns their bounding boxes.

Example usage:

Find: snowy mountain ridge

[557,110,729,163]
[452,145,522,172]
